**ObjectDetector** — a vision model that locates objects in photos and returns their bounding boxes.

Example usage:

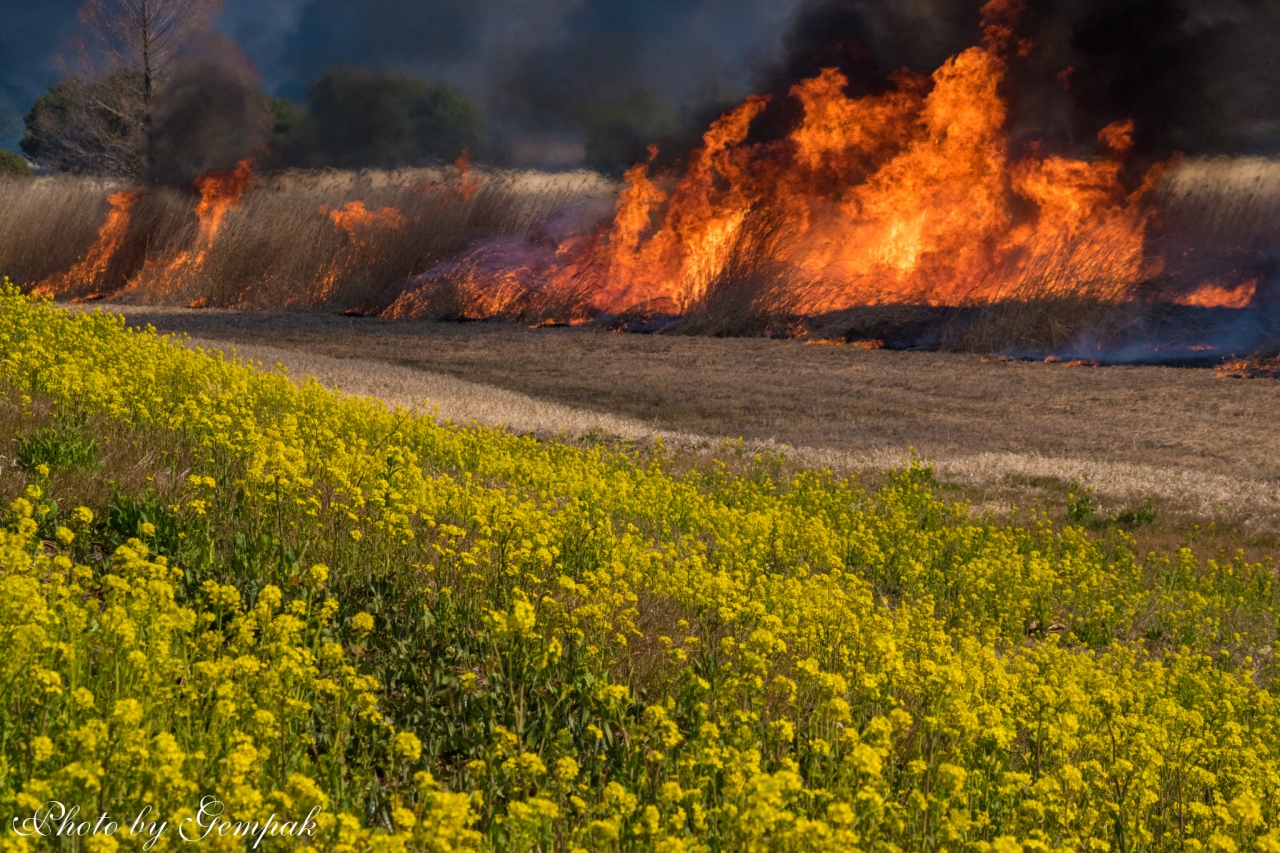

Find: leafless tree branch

[77,0,223,119]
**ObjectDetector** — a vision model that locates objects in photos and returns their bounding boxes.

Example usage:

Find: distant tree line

[22,65,486,179]
[18,0,485,179]
[267,68,485,171]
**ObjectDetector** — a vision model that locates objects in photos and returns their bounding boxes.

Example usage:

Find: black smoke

[148,35,271,186]
[764,0,1280,158]
[5,0,1279,165]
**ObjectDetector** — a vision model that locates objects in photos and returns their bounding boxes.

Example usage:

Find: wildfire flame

[1174,279,1257,309]
[306,202,405,304]
[323,201,404,236]
[121,160,254,300]
[1218,355,1280,379]
[31,189,142,300]
[455,149,480,202]
[383,0,1182,322]
[563,0,1166,316]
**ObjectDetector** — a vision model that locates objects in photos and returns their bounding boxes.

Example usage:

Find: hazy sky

[3,0,1276,160]
[0,0,803,156]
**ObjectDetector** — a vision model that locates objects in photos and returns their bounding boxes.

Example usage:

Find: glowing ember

[1218,356,1280,379]
[31,189,141,298]
[1175,280,1257,309]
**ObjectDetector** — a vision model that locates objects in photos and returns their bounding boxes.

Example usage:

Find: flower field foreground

[1,285,1279,852]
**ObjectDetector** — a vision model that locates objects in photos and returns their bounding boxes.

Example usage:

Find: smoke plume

[147,34,270,185]
[5,0,1279,166]
[766,0,1280,158]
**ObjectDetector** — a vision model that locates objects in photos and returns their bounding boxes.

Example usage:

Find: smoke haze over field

[1,0,1279,164]
[0,0,803,165]
[770,0,1280,157]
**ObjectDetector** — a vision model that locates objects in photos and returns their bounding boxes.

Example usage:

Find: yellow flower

[31,736,53,762]
[393,731,422,761]
[391,806,416,830]
[72,687,95,710]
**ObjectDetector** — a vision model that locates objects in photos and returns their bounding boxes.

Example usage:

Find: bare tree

[21,71,148,176]
[78,0,223,129]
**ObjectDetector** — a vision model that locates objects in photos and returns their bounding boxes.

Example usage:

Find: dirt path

[96,304,1280,530]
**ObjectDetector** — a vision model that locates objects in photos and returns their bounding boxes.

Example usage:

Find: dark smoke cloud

[768,0,1280,157]
[148,35,271,186]
[5,0,1278,163]
[7,0,799,164]
[490,0,802,170]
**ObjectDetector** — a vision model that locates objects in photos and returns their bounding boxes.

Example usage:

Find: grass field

[7,290,1280,851]
[97,303,1280,551]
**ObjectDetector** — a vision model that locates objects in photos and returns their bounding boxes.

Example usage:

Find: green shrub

[0,150,31,177]
[16,425,99,471]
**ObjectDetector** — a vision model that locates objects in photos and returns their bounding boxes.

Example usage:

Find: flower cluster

[2,285,1279,851]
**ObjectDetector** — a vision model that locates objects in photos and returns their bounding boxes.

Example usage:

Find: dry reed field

[0,166,615,314]
[0,175,128,285]
[2,158,1278,342]
[92,302,1280,547]
[1157,156,1280,251]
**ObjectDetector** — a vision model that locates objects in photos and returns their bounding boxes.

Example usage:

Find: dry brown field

[95,303,1280,551]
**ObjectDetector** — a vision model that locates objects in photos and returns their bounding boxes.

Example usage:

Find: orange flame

[304,201,405,304]
[1175,279,1257,309]
[1218,356,1280,379]
[119,160,254,300]
[31,189,141,298]
[186,159,255,269]
[438,0,1162,320]
[455,149,479,202]
[323,201,404,235]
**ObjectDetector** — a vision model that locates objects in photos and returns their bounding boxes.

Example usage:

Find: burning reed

[0,176,125,287]
[3,164,614,316]
[4,0,1280,360]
